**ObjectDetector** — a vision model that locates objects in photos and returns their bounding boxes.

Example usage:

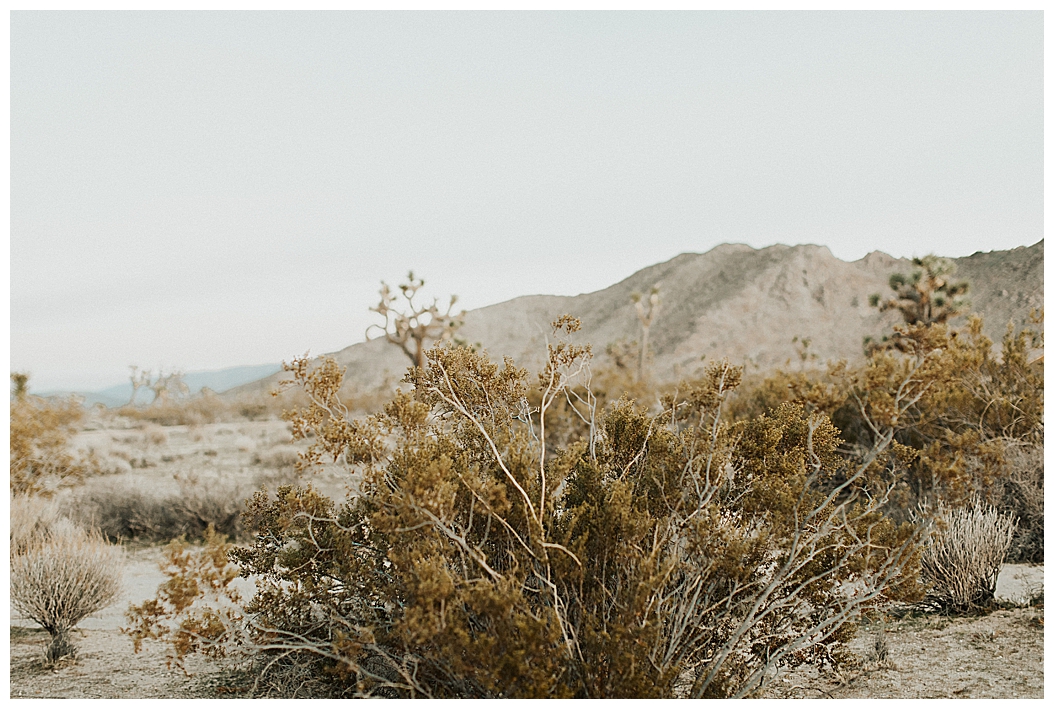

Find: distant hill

[40,363,283,407]
[225,240,1043,400]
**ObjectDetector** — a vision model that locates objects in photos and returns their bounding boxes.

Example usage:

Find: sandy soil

[761,603,1044,699]
[67,416,351,503]
[8,416,1046,699]
[760,563,1045,699]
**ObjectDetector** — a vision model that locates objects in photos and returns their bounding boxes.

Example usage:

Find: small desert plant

[919,500,1017,613]
[11,521,123,662]
[252,444,302,471]
[174,475,247,539]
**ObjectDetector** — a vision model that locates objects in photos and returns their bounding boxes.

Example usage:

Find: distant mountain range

[39,363,283,408]
[227,240,1043,401]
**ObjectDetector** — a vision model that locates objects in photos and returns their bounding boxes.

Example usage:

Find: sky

[9,11,1044,393]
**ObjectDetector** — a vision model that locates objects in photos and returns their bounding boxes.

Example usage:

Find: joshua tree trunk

[632,286,661,384]
[638,324,650,384]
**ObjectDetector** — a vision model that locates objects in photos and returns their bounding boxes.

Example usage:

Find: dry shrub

[116,393,234,426]
[919,500,1017,613]
[10,494,63,556]
[252,444,301,471]
[10,389,101,496]
[145,424,169,446]
[129,317,946,698]
[174,475,248,540]
[11,521,123,662]
[73,475,248,543]
[994,441,1043,563]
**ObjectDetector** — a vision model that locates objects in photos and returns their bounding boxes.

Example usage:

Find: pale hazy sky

[9,11,1043,392]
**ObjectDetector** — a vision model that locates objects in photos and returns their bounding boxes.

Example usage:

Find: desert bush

[11,522,123,662]
[742,309,1043,564]
[10,493,63,556]
[127,316,946,698]
[919,500,1016,614]
[74,475,248,543]
[10,375,101,496]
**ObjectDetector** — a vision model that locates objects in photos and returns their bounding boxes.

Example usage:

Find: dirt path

[9,545,255,699]
[10,626,239,699]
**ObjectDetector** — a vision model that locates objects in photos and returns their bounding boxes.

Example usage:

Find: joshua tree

[148,369,189,404]
[128,366,152,405]
[866,255,969,354]
[11,372,29,400]
[870,255,969,327]
[630,286,661,383]
[367,271,465,370]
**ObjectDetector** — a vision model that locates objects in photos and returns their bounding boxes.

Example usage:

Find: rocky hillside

[228,240,1043,398]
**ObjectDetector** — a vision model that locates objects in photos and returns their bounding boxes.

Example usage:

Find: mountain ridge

[225,240,1042,401]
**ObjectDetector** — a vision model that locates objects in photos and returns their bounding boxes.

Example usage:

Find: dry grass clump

[995,441,1043,563]
[920,500,1017,613]
[252,444,302,471]
[72,474,250,544]
[116,393,235,426]
[10,494,64,556]
[10,519,123,662]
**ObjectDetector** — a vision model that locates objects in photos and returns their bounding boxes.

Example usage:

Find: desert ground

[9,414,1045,699]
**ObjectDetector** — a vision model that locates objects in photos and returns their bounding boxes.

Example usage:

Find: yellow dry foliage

[9,376,100,496]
